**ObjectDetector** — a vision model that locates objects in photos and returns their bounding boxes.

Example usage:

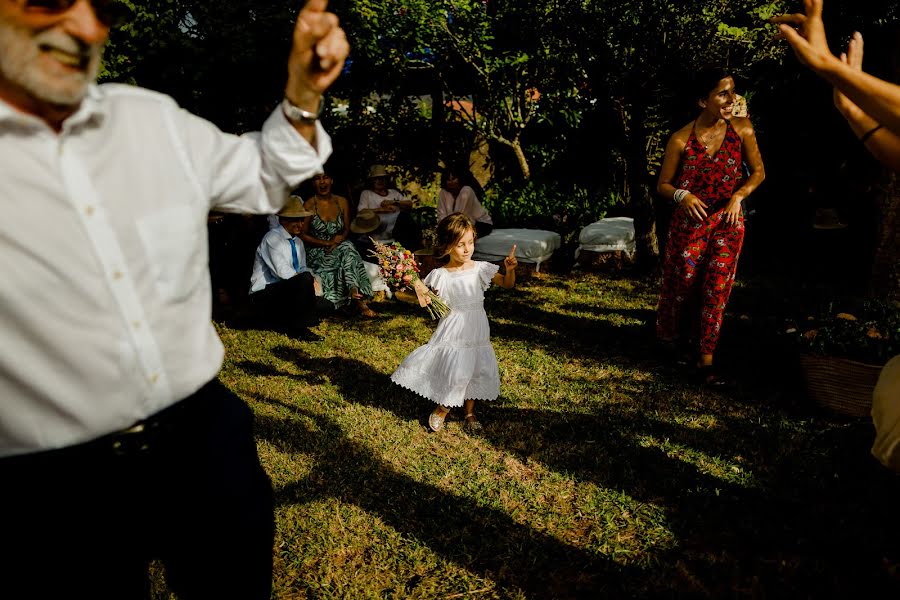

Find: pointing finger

[769,13,806,26]
[508,244,517,259]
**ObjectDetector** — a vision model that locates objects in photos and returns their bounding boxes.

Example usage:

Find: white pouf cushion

[364,261,392,298]
[576,217,635,258]
[474,228,561,271]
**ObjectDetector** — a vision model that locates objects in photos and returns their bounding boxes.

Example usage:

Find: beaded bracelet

[860,124,883,144]
[673,189,690,204]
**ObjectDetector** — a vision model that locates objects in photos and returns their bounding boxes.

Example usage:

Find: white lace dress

[391,261,501,407]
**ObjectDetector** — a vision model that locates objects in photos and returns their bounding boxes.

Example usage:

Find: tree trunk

[620,99,659,271]
[870,173,900,302]
[510,138,531,180]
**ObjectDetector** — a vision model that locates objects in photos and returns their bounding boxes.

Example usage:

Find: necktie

[289,238,300,273]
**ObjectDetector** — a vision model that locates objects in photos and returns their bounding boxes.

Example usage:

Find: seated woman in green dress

[300,172,376,318]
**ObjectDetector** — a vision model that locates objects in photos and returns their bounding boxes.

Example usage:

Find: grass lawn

[160,270,899,598]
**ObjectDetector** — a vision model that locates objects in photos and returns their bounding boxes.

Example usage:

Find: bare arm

[731,118,765,204]
[393,190,414,211]
[338,196,351,239]
[831,32,900,172]
[657,129,709,221]
[491,245,518,289]
[774,0,900,136]
[299,200,332,247]
[283,0,349,144]
[656,131,687,201]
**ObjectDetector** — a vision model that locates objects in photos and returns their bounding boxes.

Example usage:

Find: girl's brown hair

[433,212,476,259]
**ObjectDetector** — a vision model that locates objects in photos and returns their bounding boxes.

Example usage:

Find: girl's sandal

[428,409,447,432]
[464,413,483,431]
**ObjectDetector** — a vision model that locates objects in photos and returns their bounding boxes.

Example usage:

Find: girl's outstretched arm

[492,244,517,288]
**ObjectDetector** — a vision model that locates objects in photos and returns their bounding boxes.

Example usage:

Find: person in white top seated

[357,163,419,247]
[250,197,323,341]
[0,0,347,598]
[437,166,493,239]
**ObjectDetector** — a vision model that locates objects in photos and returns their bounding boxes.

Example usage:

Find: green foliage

[484,180,622,244]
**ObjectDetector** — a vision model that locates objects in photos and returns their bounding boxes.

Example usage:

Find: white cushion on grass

[576,217,635,256]
[364,261,392,298]
[473,229,561,268]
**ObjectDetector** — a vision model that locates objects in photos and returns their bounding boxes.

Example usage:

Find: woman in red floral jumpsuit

[656,68,766,384]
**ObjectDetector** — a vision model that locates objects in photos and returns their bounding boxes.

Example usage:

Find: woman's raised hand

[834,32,866,120]
[771,0,834,73]
[681,194,709,221]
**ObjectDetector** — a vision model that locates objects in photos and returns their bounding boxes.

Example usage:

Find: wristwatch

[281,96,324,124]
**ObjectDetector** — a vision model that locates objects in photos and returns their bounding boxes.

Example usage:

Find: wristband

[673,189,690,204]
[282,96,325,124]
[859,124,883,144]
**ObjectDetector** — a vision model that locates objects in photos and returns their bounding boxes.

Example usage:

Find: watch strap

[281,96,324,123]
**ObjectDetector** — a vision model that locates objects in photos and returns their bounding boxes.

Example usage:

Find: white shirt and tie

[0,83,331,457]
[249,225,312,293]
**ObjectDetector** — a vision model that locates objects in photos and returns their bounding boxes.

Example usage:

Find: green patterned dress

[307,203,373,307]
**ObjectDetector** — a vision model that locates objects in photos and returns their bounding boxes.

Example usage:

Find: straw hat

[277,195,314,218]
[351,209,381,233]
[812,207,847,230]
[367,164,388,179]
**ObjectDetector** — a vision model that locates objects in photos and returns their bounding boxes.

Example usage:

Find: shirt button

[132,320,141,329]
[113,271,123,280]
[149,373,159,385]
[85,205,95,216]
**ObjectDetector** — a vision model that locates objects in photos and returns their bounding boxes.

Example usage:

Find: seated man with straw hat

[249,196,323,341]
[358,164,421,248]
[350,208,383,264]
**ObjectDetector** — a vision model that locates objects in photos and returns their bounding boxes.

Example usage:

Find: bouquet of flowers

[370,238,450,319]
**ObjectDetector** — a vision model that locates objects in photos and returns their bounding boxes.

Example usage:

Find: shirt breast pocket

[136,205,205,303]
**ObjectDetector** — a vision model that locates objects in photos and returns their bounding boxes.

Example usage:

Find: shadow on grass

[230,271,900,597]
[236,351,900,596]
[253,397,643,598]
[469,402,900,597]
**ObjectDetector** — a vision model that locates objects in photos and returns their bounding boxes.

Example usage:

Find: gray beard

[0,20,101,108]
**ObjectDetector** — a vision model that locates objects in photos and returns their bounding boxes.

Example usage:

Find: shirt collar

[0,84,107,130]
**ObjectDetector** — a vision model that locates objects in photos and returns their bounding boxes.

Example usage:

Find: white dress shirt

[0,83,331,456]
[437,186,492,224]
[249,225,311,292]
[358,188,405,240]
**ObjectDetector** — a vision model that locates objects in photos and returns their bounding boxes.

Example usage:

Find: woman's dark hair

[440,165,470,190]
[691,66,734,102]
[433,212,476,258]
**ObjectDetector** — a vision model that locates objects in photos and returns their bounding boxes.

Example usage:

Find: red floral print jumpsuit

[657,120,745,355]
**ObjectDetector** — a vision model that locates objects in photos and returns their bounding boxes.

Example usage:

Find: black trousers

[0,380,274,600]
[474,221,493,239]
[250,271,318,332]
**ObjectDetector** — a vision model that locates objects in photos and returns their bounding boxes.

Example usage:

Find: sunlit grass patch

[168,271,900,599]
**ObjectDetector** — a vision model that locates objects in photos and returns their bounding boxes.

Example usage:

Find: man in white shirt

[0,0,347,598]
[357,163,421,247]
[250,196,323,341]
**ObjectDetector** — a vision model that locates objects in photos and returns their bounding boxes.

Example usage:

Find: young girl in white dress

[391,213,517,431]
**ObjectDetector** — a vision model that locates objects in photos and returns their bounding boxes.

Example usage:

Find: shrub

[795,299,900,365]
[482,180,624,245]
